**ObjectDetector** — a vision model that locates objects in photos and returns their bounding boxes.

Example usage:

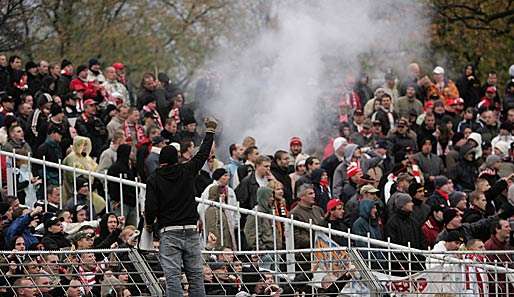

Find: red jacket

[70,78,97,99]
[421,216,442,249]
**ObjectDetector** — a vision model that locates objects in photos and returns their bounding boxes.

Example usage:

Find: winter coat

[245,187,275,250]
[436,215,499,243]
[289,203,324,248]
[41,232,71,250]
[235,172,260,212]
[321,154,342,191]
[412,199,431,227]
[145,132,213,229]
[426,190,450,209]
[64,193,97,219]
[62,136,105,213]
[387,130,418,152]
[456,68,481,108]
[4,214,38,249]
[478,123,499,143]
[462,206,490,241]
[34,137,63,185]
[107,144,137,206]
[56,73,73,97]
[396,96,423,119]
[321,218,350,246]
[449,150,479,192]
[385,210,426,249]
[75,114,108,158]
[422,216,443,249]
[97,146,117,173]
[270,161,293,203]
[93,213,122,249]
[137,87,168,121]
[413,152,444,185]
[2,138,31,154]
[311,169,331,211]
[351,200,382,245]
[372,107,398,134]
[225,157,242,189]
[206,201,234,250]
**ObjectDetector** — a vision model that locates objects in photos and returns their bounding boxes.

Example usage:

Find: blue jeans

[160,229,206,297]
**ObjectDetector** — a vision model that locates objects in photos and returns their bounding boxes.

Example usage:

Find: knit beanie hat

[408,182,423,197]
[485,155,502,168]
[212,168,228,181]
[159,145,178,165]
[333,137,347,152]
[347,164,362,178]
[449,191,466,208]
[443,208,459,225]
[434,176,449,189]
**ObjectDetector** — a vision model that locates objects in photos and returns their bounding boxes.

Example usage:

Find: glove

[205,117,218,133]
[499,202,514,220]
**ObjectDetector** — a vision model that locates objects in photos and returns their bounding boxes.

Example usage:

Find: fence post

[12,149,17,195]
[119,174,124,219]
[236,201,241,251]
[42,155,47,212]
[135,177,140,227]
[58,159,63,209]
[73,167,77,205]
[219,196,224,248]
[387,237,392,276]
[104,170,109,213]
[88,171,93,220]
[255,210,259,251]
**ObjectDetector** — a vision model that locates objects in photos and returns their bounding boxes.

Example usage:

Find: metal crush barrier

[0,249,163,297]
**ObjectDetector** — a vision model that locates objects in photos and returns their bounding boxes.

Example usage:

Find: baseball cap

[44,216,64,229]
[326,199,342,212]
[112,62,124,70]
[83,99,96,106]
[433,66,445,74]
[486,86,496,94]
[360,184,379,195]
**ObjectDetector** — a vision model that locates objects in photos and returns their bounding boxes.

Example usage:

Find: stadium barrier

[0,248,162,296]
[3,247,514,296]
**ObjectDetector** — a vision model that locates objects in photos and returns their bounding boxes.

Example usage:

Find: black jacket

[93,213,122,249]
[270,161,293,204]
[456,67,481,108]
[41,232,71,250]
[107,144,137,206]
[322,218,350,246]
[235,172,260,211]
[145,132,214,228]
[34,138,63,185]
[75,114,108,158]
[321,154,342,191]
[426,190,449,209]
[160,129,181,144]
[56,73,73,97]
[385,209,426,250]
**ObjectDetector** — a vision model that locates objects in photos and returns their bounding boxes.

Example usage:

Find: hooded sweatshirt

[244,187,275,250]
[351,200,382,245]
[93,212,121,249]
[145,131,214,228]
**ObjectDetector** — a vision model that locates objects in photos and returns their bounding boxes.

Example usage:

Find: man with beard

[271,150,292,203]
[289,136,303,171]
[371,93,397,134]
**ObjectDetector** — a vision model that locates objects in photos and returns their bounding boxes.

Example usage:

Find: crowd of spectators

[1,52,514,296]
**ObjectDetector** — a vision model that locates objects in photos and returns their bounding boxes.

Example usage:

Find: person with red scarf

[56,59,74,97]
[122,108,147,149]
[70,65,98,105]
[141,96,163,129]
[427,175,453,208]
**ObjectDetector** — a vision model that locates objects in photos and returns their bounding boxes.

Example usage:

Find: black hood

[99,212,118,238]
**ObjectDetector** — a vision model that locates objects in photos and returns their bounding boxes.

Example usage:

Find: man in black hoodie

[145,118,217,296]
[107,144,138,226]
[41,216,71,250]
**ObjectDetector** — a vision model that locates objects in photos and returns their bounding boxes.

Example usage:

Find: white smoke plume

[199,0,429,155]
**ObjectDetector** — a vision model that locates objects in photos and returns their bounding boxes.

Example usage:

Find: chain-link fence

[0,249,162,297]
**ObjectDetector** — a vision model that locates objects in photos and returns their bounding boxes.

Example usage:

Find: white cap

[333,137,348,152]
[509,64,514,77]
[433,66,445,74]
[170,142,180,152]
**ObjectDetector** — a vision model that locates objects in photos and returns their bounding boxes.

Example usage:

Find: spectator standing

[144,118,217,296]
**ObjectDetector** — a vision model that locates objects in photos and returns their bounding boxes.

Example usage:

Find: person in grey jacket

[333,144,361,199]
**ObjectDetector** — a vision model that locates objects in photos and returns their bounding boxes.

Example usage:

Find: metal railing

[0,150,426,254]
[0,248,162,297]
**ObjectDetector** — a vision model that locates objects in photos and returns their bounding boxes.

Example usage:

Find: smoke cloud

[199,0,429,155]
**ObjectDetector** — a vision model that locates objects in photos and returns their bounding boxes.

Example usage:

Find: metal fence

[130,248,514,297]
[0,248,162,297]
[0,150,421,253]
